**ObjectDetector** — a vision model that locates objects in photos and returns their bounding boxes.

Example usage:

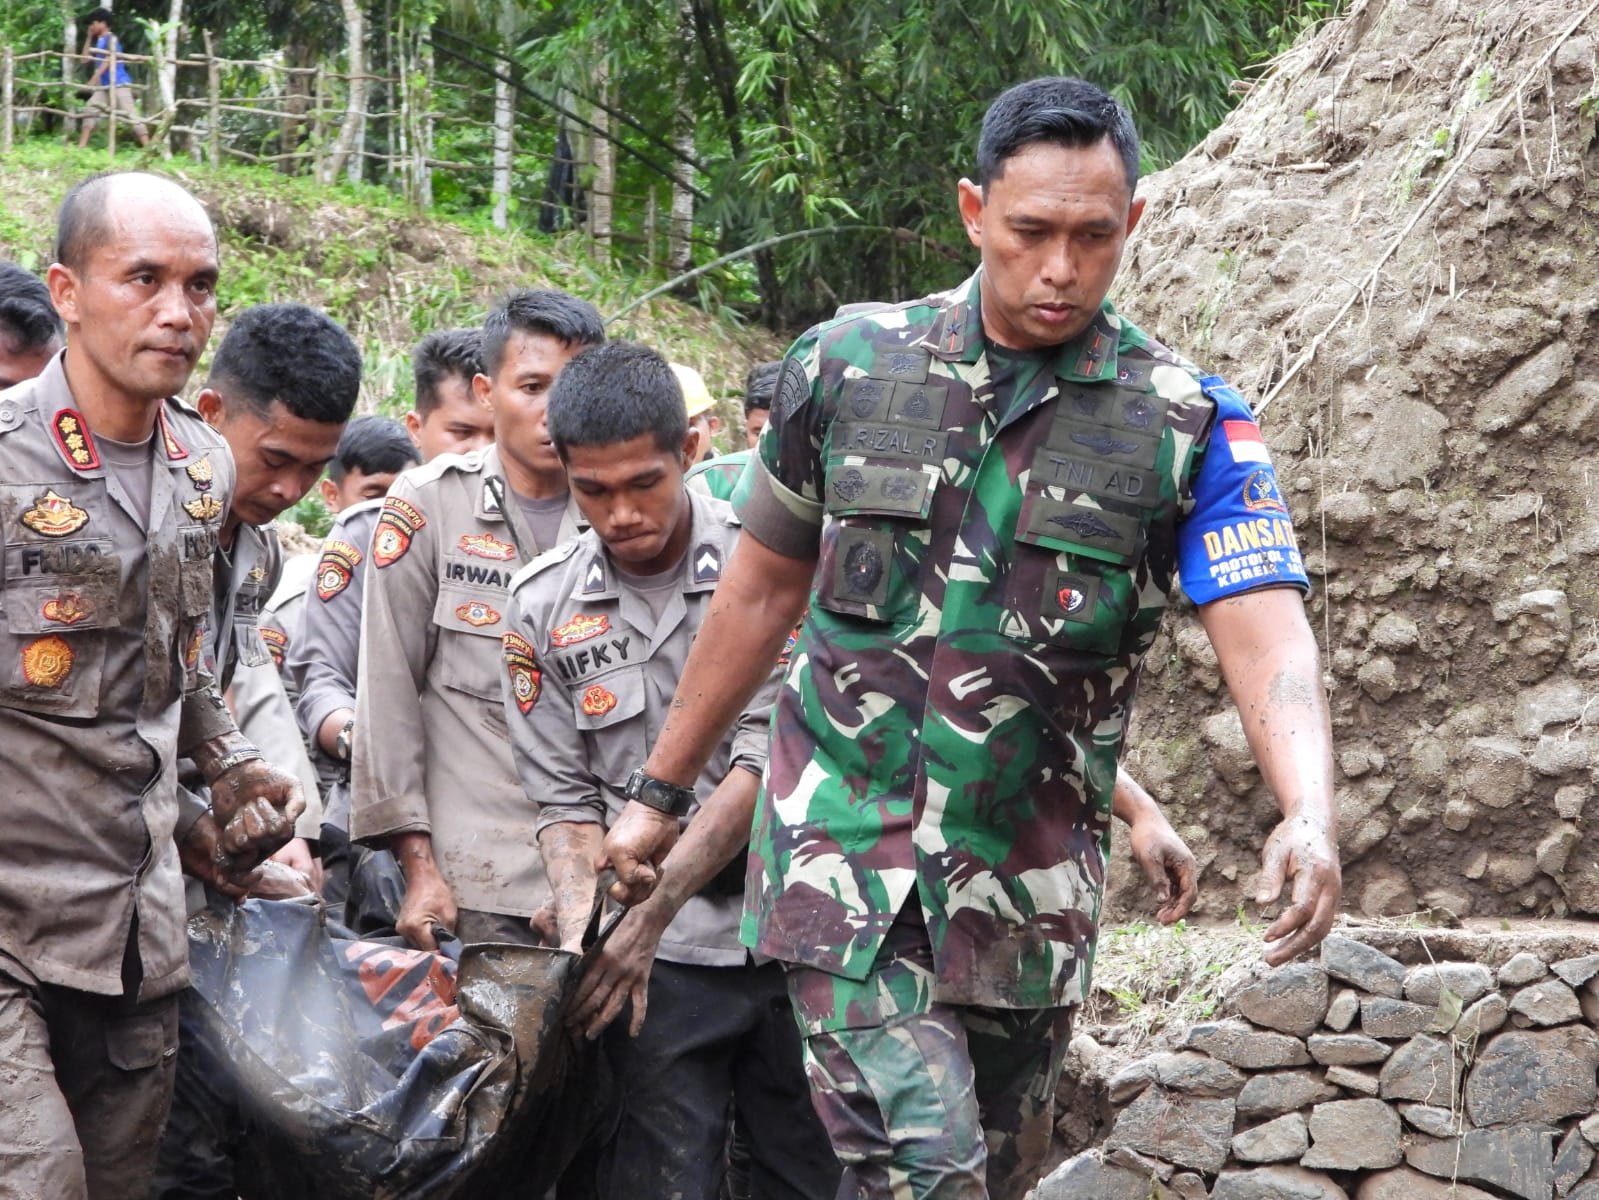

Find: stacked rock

[1035,933,1599,1200]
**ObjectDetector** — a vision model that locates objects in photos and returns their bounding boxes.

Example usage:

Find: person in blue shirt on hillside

[79,7,150,149]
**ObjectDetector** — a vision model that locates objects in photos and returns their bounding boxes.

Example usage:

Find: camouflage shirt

[733,270,1306,1010]
[686,450,752,502]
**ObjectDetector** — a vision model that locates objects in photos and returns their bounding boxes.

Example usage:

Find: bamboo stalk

[204,30,220,166]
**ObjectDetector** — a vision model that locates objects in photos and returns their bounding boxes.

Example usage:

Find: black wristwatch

[623,767,696,817]
[334,718,356,763]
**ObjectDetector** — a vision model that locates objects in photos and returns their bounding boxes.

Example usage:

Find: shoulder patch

[502,631,541,713]
[316,539,363,600]
[373,496,426,568]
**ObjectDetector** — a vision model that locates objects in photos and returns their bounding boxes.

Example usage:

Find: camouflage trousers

[785,907,1074,1200]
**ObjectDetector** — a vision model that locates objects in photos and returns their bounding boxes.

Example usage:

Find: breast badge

[458,532,516,561]
[455,600,501,627]
[42,593,90,626]
[186,457,214,491]
[580,685,618,718]
[21,635,74,689]
[21,490,90,538]
[183,495,224,523]
[374,497,426,568]
[844,539,884,596]
[502,631,541,714]
[550,613,610,648]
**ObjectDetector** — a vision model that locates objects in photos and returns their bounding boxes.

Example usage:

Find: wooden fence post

[2,47,13,155]
[204,31,220,165]
[312,65,326,180]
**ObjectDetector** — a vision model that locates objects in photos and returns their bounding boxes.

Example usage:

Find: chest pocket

[814,462,937,624]
[432,584,509,705]
[0,493,121,717]
[569,664,646,792]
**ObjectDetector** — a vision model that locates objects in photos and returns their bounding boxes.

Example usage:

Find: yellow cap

[671,363,715,419]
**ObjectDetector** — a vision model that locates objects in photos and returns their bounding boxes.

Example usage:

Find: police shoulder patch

[374,495,426,568]
[502,630,541,714]
[316,539,362,601]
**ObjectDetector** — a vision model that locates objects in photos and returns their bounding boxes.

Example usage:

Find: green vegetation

[2,0,1346,332]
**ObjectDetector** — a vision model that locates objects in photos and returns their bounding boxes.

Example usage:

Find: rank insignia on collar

[455,600,502,627]
[42,592,90,626]
[157,408,189,461]
[21,489,90,538]
[51,410,100,470]
[183,495,224,522]
[692,543,721,584]
[582,556,606,595]
[316,540,361,601]
[502,631,541,714]
[580,684,618,718]
[21,635,74,689]
[458,532,516,561]
[186,457,214,491]
[551,613,609,648]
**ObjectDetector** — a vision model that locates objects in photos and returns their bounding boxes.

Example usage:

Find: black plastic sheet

[167,897,613,1199]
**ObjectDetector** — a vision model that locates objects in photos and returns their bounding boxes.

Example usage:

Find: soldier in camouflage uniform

[603,78,1341,1199]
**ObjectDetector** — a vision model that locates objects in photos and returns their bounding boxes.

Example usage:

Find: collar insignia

[551,613,610,648]
[21,489,90,538]
[51,410,100,470]
[183,495,224,522]
[582,556,606,595]
[157,408,189,461]
[692,542,721,584]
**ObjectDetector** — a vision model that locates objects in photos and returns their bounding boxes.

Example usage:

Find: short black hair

[743,362,781,416]
[327,414,419,483]
[481,288,604,378]
[977,77,1140,192]
[85,7,114,25]
[0,263,64,357]
[547,341,685,457]
[206,304,361,424]
[54,173,116,272]
[412,327,483,417]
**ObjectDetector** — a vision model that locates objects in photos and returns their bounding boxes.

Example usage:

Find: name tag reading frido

[833,422,949,464]
[1017,491,1143,564]
[1028,448,1159,510]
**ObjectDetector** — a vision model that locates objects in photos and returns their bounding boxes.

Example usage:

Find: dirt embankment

[1105,0,1599,924]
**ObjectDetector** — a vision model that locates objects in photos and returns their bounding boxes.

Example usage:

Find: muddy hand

[601,802,680,906]
[1130,818,1198,926]
[1256,814,1341,965]
[178,812,261,902]
[208,758,304,873]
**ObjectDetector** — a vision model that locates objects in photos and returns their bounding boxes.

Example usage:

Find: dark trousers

[0,960,179,1200]
[604,958,839,1200]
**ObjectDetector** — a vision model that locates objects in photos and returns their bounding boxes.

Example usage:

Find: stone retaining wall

[1038,929,1599,1200]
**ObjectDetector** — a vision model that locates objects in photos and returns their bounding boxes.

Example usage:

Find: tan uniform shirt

[0,352,238,998]
[350,446,580,917]
[503,492,777,967]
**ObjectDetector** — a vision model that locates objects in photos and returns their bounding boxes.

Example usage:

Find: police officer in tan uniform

[0,171,301,1200]
[350,289,603,950]
[504,342,839,1200]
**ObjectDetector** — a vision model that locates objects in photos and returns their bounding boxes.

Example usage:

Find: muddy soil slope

[1106,0,1599,923]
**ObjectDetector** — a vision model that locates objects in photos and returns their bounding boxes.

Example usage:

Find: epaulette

[334,495,385,525]
[506,534,584,595]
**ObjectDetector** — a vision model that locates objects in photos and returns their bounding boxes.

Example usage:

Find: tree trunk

[667,0,695,273]
[491,71,513,229]
[158,0,182,133]
[321,0,367,183]
[280,36,316,174]
[413,33,433,207]
[589,60,612,253]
